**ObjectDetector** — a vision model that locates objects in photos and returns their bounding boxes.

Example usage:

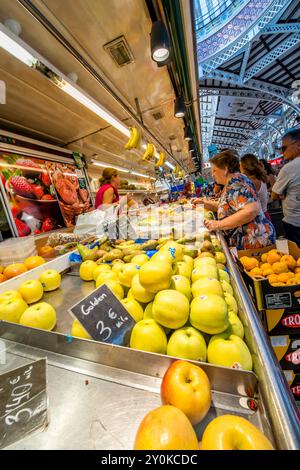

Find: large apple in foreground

[19,302,56,330]
[167,327,207,362]
[134,405,199,450]
[201,415,273,450]
[207,333,253,370]
[161,360,211,425]
[39,269,61,291]
[0,297,28,323]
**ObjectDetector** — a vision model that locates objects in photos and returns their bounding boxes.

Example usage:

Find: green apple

[207,333,252,370]
[19,302,56,331]
[39,269,61,291]
[0,290,23,303]
[18,280,44,304]
[167,327,207,362]
[152,289,189,329]
[130,319,167,354]
[192,278,223,298]
[118,263,140,287]
[221,280,233,296]
[131,274,155,303]
[214,252,226,265]
[95,279,124,300]
[0,297,28,323]
[192,265,218,283]
[218,269,230,283]
[93,264,111,281]
[176,262,192,280]
[224,292,238,315]
[121,298,144,323]
[190,294,229,335]
[226,312,244,338]
[170,275,191,301]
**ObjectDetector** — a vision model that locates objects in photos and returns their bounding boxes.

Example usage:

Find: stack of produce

[0,255,46,283]
[77,233,253,371]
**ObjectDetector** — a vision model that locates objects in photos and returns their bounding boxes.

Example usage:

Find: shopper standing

[259,159,276,190]
[272,128,300,246]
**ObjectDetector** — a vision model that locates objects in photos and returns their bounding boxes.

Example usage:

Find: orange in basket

[272,261,288,274]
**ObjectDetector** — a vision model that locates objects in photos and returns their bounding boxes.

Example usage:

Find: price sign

[0,359,48,449]
[69,284,135,345]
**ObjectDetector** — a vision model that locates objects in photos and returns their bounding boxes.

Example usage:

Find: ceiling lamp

[174,96,185,118]
[184,126,192,141]
[150,21,170,63]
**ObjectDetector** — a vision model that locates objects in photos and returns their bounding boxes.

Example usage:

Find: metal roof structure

[194,0,300,162]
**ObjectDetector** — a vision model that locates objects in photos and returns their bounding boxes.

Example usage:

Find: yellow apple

[207,332,253,370]
[95,279,124,300]
[111,262,125,275]
[214,252,226,265]
[201,415,273,450]
[170,275,191,301]
[167,327,207,362]
[92,264,111,281]
[95,270,119,285]
[161,360,211,425]
[130,318,167,354]
[143,302,153,319]
[218,269,230,283]
[118,263,140,287]
[192,265,218,283]
[176,261,192,279]
[0,297,28,323]
[190,294,229,334]
[131,274,155,303]
[134,405,199,450]
[221,280,233,295]
[183,255,194,270]
[192,278,223,298]
[152,289,189,329]
[131,254,149,266]
[194,257,217,268]
[224,292,238,315]
[151,250,174,264]
[39,269,61,291]
[226,312,244,338]
[19,302,56,330]
[139,261,172,293]
[79,260,97,281]
[121,298,144,322]
[18,280,44,304]
[0,290,23,303]
[71,319,91,339]
[161,241,184,261]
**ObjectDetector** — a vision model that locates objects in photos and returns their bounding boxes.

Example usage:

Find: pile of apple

[0,269,61,330]
[134,359,274,450]
[78,236,253,372]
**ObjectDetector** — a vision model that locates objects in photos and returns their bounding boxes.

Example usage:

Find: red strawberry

[14,218,31,237]
[10,176,35,198]
[32,185,44,199]
[42,173,51,187]
[42,217,56,232]
[41,194,54,200]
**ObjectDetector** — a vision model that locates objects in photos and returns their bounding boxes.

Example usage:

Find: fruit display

[134,360,273,450]
[0,268,61,330]
[0,255,47,284]
[76,233,252,371]
[240,249,300,287]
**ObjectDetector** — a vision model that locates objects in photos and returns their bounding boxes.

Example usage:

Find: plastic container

[0,236,37,266]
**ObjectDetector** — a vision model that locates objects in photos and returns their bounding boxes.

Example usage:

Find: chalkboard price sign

[69,284,136,345]
[0,358,48,449]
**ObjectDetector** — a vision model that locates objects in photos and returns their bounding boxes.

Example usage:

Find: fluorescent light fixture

[0,28,36,66]
[62,82,130,137]
[91,161,129,173]
[131,171,155,180]
[165,161,175,170]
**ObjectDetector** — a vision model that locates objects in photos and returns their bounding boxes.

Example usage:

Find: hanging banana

[124,127,142,150]
[174,164,181,176]
[155,151,166,167]
[142,143,156,162]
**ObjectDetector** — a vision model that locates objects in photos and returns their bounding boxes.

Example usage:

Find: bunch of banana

[174,164,181,176]
[142,143,156,162]
[155,151,166,167]
[124,127,142,150]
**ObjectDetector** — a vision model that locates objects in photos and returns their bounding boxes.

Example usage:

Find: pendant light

[150,21,170,63]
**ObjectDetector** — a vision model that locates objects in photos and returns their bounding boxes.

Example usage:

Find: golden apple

[152,289,189,329]
[130,319,167,354]
[190,294,229,334]
[166,327,207,362]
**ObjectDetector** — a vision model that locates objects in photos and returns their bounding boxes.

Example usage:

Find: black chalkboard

[69,284,136,345]
[0,358,48,449]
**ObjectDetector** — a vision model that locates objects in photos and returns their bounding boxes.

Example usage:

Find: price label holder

[69,284,136,345]
[276,238,289,254]
[0,358,48,449]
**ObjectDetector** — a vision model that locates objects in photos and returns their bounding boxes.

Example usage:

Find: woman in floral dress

[201,150,275,250]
